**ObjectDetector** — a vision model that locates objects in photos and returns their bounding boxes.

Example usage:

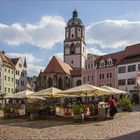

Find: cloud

[54,52,63,60]
[1,16,140,50]
[7,52,44,76]
[86,20,140,48]
[86,48,105,56]
[27,64,45,76]
[0,16,65,49]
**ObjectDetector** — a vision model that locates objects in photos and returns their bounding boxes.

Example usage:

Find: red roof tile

[0,51,14,68]
[71,68,82,77]
[95,51,124,65]
[10,58,20,65]
[125,43,140,57]
[43,56,73,75]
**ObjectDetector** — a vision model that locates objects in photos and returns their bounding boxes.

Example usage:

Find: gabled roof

[71,68,82,77]
[95,51,124,65]
[118,43,140,64]
[43,56,73,75]
[124,43,140,57]
[10,58,20,65]
[0,51,14,69]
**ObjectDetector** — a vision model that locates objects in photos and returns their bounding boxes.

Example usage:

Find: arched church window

[58,78,63,90]
[66,28,69,38]
[65,44,69,49]
[70,43,75,54]
[65,76,70,89]
[71,60,73,64]
[72,34,74,38]
[47,77,53,88]
[76,80,82,86]
[71,27,75,39]
[76,43,80,48]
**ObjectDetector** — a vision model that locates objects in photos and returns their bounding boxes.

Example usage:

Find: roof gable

[10,58,20,65]
[43,56,73,75]
[0,51,14,68]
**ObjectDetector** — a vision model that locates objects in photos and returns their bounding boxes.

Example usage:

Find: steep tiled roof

[124,43,140,57]
[0,51,14,69]
[118,43,140,64]
[10,58,20,65]
[43,56,73,75]
[71,69,82,77]
[95,51,124,65]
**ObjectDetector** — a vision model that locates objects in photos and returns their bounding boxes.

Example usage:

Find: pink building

[82,54,98,85]
[83,51,124,88]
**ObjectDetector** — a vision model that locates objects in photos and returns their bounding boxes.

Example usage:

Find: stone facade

[36,56,72,91]
[36,9,140,100]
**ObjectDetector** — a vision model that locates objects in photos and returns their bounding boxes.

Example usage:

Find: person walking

[108,97,117,119]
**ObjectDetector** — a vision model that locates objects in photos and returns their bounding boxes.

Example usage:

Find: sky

[1,1,140,76]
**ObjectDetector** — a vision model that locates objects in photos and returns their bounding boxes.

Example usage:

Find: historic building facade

[36,9,140,104]
[82,54,98,85]
[0,51,27,95]
[37,10,86,90]
[11,57,27,93]
[0,58,4,94]
[117,44,140,102]
[37,56,72,90]
[0,51,15,95]
[64,9,86,87]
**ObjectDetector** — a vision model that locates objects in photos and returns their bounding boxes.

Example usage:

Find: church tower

[64,9,86,70]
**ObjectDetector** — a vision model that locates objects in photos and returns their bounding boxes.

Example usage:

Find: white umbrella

[57,84,112,97]
[101,86,127,95]
[30,87,63,98]
[5,90,34,99]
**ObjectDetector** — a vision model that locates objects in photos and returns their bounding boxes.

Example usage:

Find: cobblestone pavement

[0,105,140,140]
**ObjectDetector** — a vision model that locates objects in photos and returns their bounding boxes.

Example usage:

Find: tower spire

[73,9,78,18]
[24,57,27,68]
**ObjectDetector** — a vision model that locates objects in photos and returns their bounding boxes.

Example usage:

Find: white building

[117,44,140,103]
[64,10,86,87]
[0,58,4,94]
[11,57,27,93]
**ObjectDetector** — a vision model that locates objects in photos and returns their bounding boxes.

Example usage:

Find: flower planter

[4,112,10,118]
[122,108,133,112]
[73,114,84,123]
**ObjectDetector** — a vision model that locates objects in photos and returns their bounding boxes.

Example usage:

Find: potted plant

[72,104,84,122]
[119,97,134,112]
[26,100,41,120]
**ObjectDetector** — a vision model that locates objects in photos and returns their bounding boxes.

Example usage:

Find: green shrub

[72,104,84,115]
[3,104,11,113]
[119,97,133,111]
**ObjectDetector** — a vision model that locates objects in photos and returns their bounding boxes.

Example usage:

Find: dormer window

[107,58,112,66]
[100,59,105,68]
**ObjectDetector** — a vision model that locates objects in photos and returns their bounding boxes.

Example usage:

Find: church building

[36,10,85,90]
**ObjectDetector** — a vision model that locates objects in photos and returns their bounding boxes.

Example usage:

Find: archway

[58,78,63,90]
[76,80,82,86]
